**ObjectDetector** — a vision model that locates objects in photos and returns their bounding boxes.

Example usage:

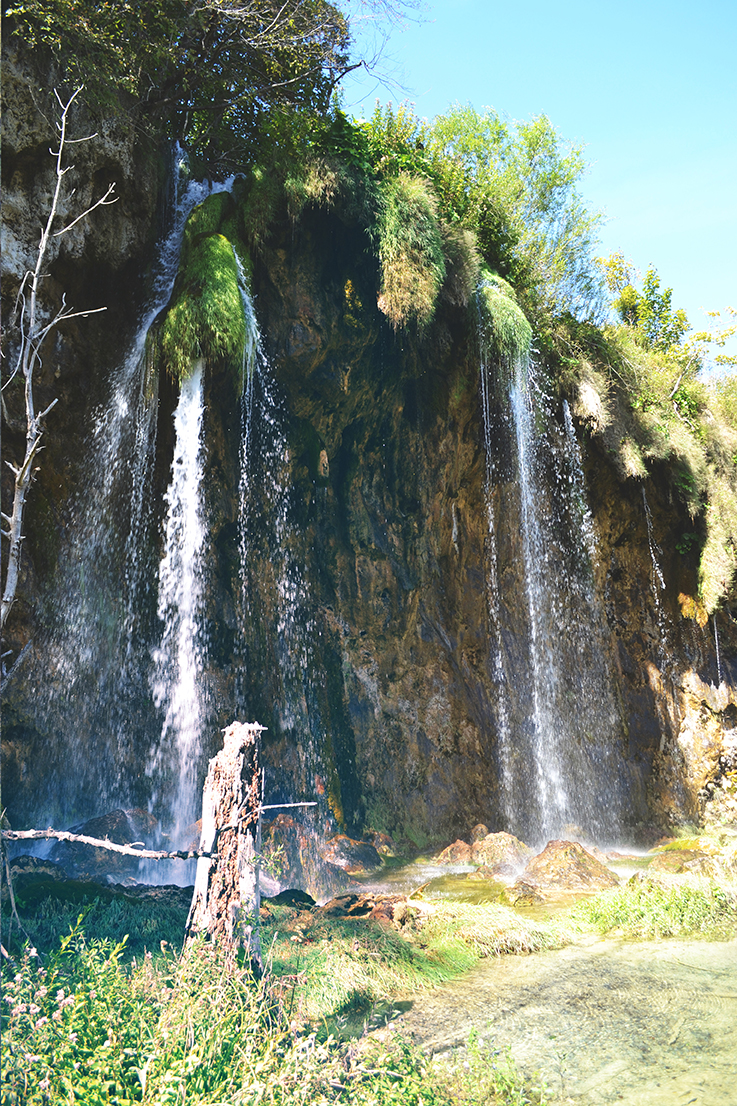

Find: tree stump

[186,721,265,969]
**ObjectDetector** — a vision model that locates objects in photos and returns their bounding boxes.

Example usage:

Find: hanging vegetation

[158,194,249,384]
[374,173,446,330]
[477,268,532,367]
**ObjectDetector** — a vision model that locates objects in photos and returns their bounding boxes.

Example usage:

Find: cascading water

[237,320,329,819]
[714,616,723,686]
[479,289,625,844]
[24,153,234,827]
[147,360,207,848]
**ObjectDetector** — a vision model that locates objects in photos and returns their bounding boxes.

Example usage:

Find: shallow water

[395,936,737,1105]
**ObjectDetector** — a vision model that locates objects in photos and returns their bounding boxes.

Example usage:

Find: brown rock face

[470,832,532,875]
[435,840,473,864]
[3,50,737,867]
[521,840,620,892]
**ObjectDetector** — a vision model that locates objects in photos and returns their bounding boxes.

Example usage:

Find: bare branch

[53,183,118,236]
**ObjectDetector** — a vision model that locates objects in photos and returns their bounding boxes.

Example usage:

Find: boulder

[500,880,545,906]
[470,832,532,875]
[521,839,619,892]
[469,823,490,843]
[319,892,409,927]
[261,814,351,899]
[321,834,383,874]
[363,830,398,856]
[49,808,159,881]
[435,839,472,864]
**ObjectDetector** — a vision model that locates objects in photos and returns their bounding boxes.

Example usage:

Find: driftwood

[1,828,212,860]
[186,721,265,968]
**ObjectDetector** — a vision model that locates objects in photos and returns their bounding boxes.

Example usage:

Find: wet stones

[517,839,620,894]
[320,834,383,875]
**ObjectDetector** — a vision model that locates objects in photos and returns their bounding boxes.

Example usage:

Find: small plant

[571,877,737,939]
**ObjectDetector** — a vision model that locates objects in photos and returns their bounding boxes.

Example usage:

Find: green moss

[477,267,532,366]
[159,232,246,384]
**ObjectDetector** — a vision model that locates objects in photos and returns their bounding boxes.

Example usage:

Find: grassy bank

[1,915,549,1106]
[4,863,737,1105]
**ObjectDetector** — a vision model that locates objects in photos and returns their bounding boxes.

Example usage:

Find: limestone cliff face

[1,46,167,656]
[3,55,735,846]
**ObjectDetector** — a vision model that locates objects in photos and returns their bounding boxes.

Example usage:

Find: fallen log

[1,828,209,861]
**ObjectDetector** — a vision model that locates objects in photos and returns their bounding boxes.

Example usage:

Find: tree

[3,0,421,168]
[1,89,116,638]
[598,251,689,352]
[426,105,605,318]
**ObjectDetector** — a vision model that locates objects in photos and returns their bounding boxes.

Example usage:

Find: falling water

[481,346,624,844]
[714,615,722,686]
[26,152,234,826]
[478,333,515,824]
[237,313,330,820]
[148,361,207,845]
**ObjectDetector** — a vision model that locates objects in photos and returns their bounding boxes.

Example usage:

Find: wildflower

[29,1003,41,1015]
[40,1076,51,1092]
[35,1017,49,1029]
[56,990,65,1003]
[29,947,38,958]
[36,987,48,999]
[12,1005,27,1016]
[69,1032,78,1044]
[53,1010,62,1022]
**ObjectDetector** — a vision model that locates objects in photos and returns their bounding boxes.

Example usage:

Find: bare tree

[1,88,117,638]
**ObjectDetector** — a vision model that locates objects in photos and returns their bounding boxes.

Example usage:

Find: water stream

[26,154,234,828]
[395,936,737,1105]
[148,360,207,848]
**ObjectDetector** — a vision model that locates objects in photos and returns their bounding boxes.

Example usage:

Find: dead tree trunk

[186,721,265,970]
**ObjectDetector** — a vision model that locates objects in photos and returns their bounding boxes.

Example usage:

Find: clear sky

[342,0,736,358]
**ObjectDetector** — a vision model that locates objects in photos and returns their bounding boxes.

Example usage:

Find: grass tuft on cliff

[374,173,447,331]
[478,270,532,369]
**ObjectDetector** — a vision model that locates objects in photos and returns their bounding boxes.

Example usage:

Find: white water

[148,361,207,846]
[479,343,625,844]
[32,151,235,827]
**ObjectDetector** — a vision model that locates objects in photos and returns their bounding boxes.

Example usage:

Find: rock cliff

[3,53,736,851]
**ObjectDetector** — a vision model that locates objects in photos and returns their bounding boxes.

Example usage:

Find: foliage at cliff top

[556,256,737,614]
[3,0,351,162]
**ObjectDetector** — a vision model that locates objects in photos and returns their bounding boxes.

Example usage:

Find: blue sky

[342,0,736,358]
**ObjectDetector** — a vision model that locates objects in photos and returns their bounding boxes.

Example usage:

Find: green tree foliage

[426,105,605,318]
[599,251,689,351]
[4,0,352,164]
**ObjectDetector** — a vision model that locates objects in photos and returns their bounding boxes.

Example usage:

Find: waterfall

[25,152,234,827]
[478,327,515,824]
[147,361,207,847]
[715,616,723,686]
[480,330,624,844]
[237,316,330,822]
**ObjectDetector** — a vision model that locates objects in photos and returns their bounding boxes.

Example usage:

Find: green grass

[1,920,547,1106]
[571,876,737,939]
